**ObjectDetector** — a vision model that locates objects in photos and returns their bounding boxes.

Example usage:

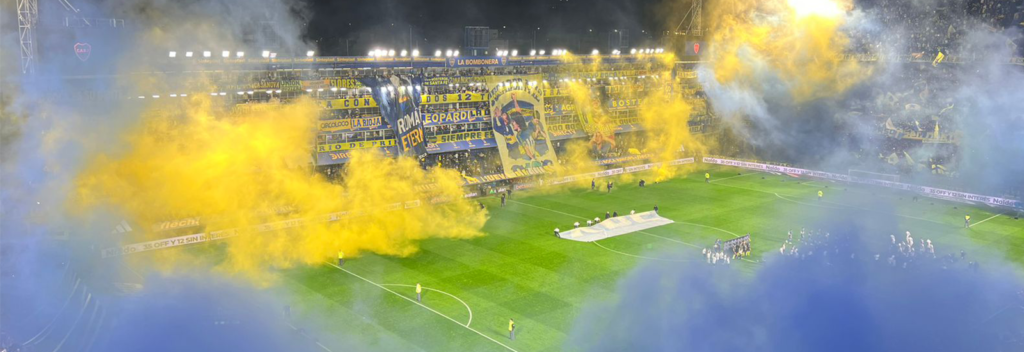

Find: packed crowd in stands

[421,149,504,177]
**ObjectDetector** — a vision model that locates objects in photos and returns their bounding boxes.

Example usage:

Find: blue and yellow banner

[422,109,489,126]
[362,76,428,157]
[421,76,487,87]
[316,139,396,153]
[609,98,643,109]
[319,97,378,110]
[316,146,397,165]
[420,93,487,105]
[426,131,498,153]
[487,75,558,177]
[431,130,494,144]
[317,116,386,132]
[446,57,508,67]
[545,103,577,116]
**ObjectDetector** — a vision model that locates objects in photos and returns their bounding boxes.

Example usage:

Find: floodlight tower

[673,0,703,37]
[17,0,39,74]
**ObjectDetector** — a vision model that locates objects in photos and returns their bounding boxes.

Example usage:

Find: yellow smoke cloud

[544,52,708,182]
[71,93,487,283]
[704,0,868,101]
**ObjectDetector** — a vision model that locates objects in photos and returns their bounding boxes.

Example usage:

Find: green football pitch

[271,166,1022,352]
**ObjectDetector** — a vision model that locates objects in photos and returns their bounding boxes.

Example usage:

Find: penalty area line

[380,284,473,327]
[972,212,1004,227]
[326,263,519,352]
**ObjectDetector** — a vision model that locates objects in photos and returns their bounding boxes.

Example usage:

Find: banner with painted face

[361,76,428,157]
[486,75,558,177]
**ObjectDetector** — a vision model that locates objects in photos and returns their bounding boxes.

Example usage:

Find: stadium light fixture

[262,50,270,58]
[266,90,273,94]
[368,50,375,57]
[248,91,255,95]
[656,48,664,53]
[222,51,230,58]
[203,51,212,58]
[511,50,518,57]
[180,94,187,97]
[210,93,218,96]
[275,90,282,93]
[388,49,396,57]
[445,49,453,57]
[591,49,599,55]
[270,52,277,59]
[317,88,324,92]
[630,48,637,54]
[236,51,245,58]
[530,49,536,56]
[412,49,420,57]
[400,49,408,57]
[170,94,178,97]
[138,96,145,99]
[169,51,176,58]
[453,50,459,57]
[185,51,193,58]
[435,50,442,57]
[307,50,315,57]
[306,89,313,93]
[219,92,226,96]
[152,95,159,98]
[331,87,338,92]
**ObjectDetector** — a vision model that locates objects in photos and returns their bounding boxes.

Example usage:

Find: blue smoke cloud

[567,219,1024,352]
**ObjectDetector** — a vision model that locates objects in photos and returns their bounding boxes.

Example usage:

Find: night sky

[301,0,666,55]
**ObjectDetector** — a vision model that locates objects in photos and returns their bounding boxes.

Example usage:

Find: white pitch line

[326,263,519,352]
[668,221,742,238]
[380,284,473,327]
[774,193,847,210]
[592,241,694,262]
[122,261,146,281]
[286,322,334,352]
[972,212,1004,227]
[710,172,759,183]
[636,230,701,249]
[509,199,588,220]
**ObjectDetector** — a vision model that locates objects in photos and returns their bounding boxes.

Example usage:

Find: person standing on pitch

[965,214,971,228]
[591,179,596,190]
[509,318,516,340]
[337,251,344,266]
[818,190,824,201]
[416,283,422,302]
[654,204,659,214]
[705,172,711,183]
[500,193,506,207]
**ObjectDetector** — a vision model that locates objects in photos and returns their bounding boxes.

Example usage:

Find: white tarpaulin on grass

[558,211,674,242]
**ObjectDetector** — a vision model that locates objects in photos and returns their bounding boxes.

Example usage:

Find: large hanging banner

[487,75,558,177]
[360,76,428,157]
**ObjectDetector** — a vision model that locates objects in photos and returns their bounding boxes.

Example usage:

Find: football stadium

[2,0,1024,351]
